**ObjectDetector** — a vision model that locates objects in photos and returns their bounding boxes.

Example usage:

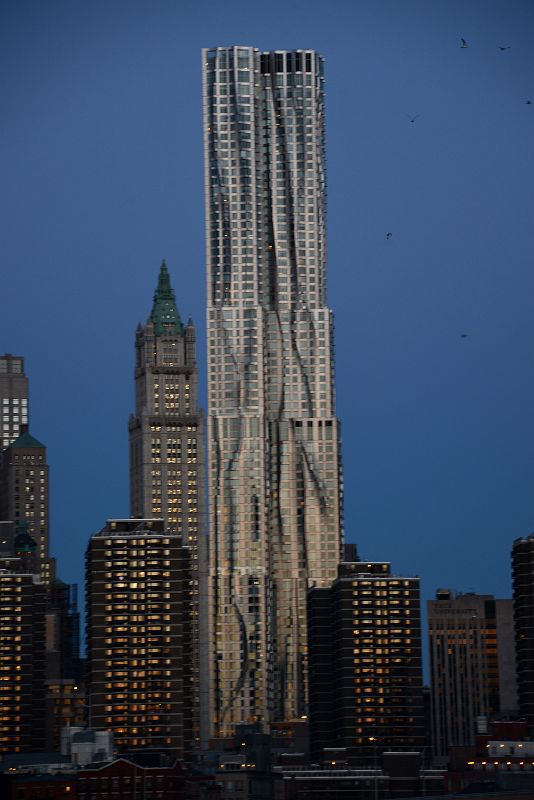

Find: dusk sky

[2,0,533,633]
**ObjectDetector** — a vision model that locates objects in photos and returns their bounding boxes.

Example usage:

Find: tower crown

[150,260,183,335]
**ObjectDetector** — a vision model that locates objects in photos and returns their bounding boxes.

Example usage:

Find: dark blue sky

[2,0,533,622]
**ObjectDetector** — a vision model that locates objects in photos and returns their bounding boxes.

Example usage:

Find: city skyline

[2,0,534,625]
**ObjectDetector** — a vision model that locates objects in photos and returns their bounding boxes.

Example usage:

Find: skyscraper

[203,47,343,734]
[428,589,518,765]
[0,354,29,450]
[86,518,193,758]
[308,562,425,766]
[0,567,47,753]
[129,261,205,541]
[512,533,534,736]
[0,429,55,583]
[128,261,207,742]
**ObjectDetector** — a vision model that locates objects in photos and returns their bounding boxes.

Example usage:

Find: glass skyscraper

[203,46,343,735]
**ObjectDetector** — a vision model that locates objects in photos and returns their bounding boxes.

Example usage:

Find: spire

[150,259,184,336]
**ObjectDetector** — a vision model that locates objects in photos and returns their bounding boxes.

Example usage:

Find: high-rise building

[129,261,205,539]
[45,580,84,750]
[0,429,54,583]
[86,519,193,759]
[0,354,29,450]
[428,589,518,765]
[308,561,425,766]
[512,533,534,736]
[0,566,47,753]
[128,260,207,743]
[202,46,343,735]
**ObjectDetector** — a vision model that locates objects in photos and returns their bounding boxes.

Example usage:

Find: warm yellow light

[467,761,475,765]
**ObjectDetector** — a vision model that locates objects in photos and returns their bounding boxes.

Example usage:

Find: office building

[129,260,205,541]
[128,260,207,742]
[86,518,193,759]
[0,566,47,753]
[308,561,425,767]
[512,533,534,736]
[0,354,29,450]
[428,589,518,765]
[203,46,343,735]
[0,428,54,583]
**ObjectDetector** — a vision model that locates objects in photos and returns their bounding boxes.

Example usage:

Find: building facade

[308,561,425,766]
[512,533,534,736]
[0,354,29,450]
[428,589,518,765]
[128,260,207,743]
[45,580,84,750]
[0,567,47,753]
[0,430,54,583]
[203,46,343,735]
[86,519,193,759]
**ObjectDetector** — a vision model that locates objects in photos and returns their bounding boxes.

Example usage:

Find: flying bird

[499,46,511,51]
[526,100,533,105]
[460,37,469,48]
[386,232,393,240]
[460,333,469,339]
[406,114,420,123]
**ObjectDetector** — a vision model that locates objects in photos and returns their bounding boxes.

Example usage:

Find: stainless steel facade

[202,46,343,734]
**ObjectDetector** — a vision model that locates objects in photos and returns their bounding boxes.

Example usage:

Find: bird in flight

[499,46,511,51]
[526,100,533,105]
[460,333,469,339]
[386,232,393,240]
[406,114,420,123]
[460,37,469,48]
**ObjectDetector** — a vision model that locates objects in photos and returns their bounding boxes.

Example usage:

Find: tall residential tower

[203,47,343,734]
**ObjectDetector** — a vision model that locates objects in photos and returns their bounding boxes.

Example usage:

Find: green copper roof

[14,521,37,553]
[9,431,45,449]
[150,260,183,335]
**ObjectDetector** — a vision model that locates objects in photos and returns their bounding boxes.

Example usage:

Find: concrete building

[61,726,114,766]
[45,580,84,750]
[512,533,534,736]
[0,429,55,583]
[308,561,425,767]
[129,260,207,742]
[0,567,47,753]
[428,589,518,765]
[0,354,29,450]
[203,45,343,736]
[86,518,193,759]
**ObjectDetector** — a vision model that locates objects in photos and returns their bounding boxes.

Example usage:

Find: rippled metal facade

[202,46,343,735]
